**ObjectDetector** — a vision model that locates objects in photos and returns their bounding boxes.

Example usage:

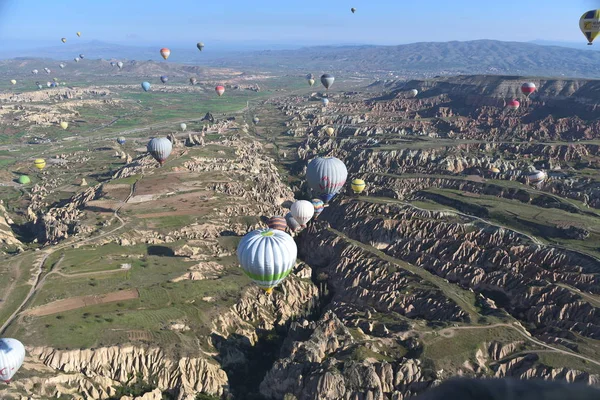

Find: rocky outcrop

[0,200,23,252]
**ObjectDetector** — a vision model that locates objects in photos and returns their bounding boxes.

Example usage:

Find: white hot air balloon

[147,137,173,166]
[0,338,25,383]
[290,200,315,226]
[306,156,348,204]
[180,123,187,132]
[237,229,297,294]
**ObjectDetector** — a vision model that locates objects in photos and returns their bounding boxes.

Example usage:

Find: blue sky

[0,0,598,49]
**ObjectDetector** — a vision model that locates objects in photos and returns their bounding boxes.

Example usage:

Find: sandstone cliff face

[0,200,23,253]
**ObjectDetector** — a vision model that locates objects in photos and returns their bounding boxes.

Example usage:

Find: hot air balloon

[76,32,81,37]
[311,199,324,219]
[322,98,330,107]
[351,7,356,13]
[36,84,43,90]
[147,137,172,165]
[306,156,348,204]
[409,89,418,98]
[110,62,116,67]
[253,116,260,125]
[237,228,297,294]
[0,338,25,383]
[321,74,334,90]
[527,170,546,185]
[291,200,314,227]
[160,75,168,83]
[46,82,52,87]
[215,85,225,96]
[267,216,287,231]
[580,10,600,45]
[34,159,46,170]
[117,62,124,69]
[74,57,80,63]
[189,77,197,85]
[79,54,85,59]
[32,69,38,74]
[521,82,536,97]
[17,175,30,185]
[117,137,126,145]
[490,167,501,174]
[180,123,187,132]
[61,38,67,43]
[59,63,65,69]
[50,82,57,88]
[285,212,301,232]
[160,48,171,60]
[141,82,151,92]
[60,121,68,130]
[506,100,520,111]
[197,42,205,51]
[10,80,16,85]
[308,78,315,87]
[351,178,366,194]
[325,127,334,136]
[44,68,51,74]
[52,78,58,82]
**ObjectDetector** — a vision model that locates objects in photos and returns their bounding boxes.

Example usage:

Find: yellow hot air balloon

[10,80,16,85]
[351,178,366,194]
[60,121,68,130]
[308,78,315,86]
[76,32,81,37]
[580,10,600,45]
[325,127,335,136]
[61,38,67,43]
[34,159,46,170]
[490,167,501,174]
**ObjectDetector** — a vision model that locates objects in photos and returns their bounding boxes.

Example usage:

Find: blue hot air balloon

[141,82,151,92]
[117,137,126,145]
[160,75,168,83]
[306,156,348,204]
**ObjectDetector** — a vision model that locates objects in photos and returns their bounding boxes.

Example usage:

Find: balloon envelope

[160,76,168,83]
[79,54,84,59]
[580,10,600,45]
[507,100,520,111]
[18,175,31,185]
[189,77,197,85]
[60,122,68,130]
[117,62,124,69]
[32,69,38,74]
[76,32,81,37]
[409,89,418,97]
[521,82,536,96]
[34,159,46,170]
[528,170,546,184]
[311,199,324,218]
[253,116,260,125]
[160,48,171,60]
[291,200,314,226]
[10,80,16,85]
[117,137,126,145]
[61,38,67,43]
[141,82,151,92]
[306,156,348,203]
[351,7,356,13]
[320,74,334,89]
[285,212,301,232]
[147,137,172,165]
[59,63,65,69]
[325,127,334,136]
[267,216,287,231]
[308,79,315,87]
[180,123,187,131]
[322,98,330,107]
[197,42,205,51]
[215,85,225,96]
[351,178,366,194]
[0,338,25,383]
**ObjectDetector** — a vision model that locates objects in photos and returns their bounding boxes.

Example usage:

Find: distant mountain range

[6,40,600,79]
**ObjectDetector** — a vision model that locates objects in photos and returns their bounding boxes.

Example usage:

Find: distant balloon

[351,178,366,194]
[44,68,51,74]
[117,62,124,69]
[506,99,520,111]
[521,82,536,98]
[215,85,225,96]
[306,156,348,204]
[311,199,324,219]
[0,338,26,383]
[308,78,315,87]
[117,137,126,145]
[252,116,260,125]
[147,137,172,165]
[110,62,116,67]
[351,7,356,13]
[79,54,84,59]
[527,170,546,185]
[141,82,151,92]
[180,123,187,132]
[580,10,600,45]
[159,48,171,60]
[189,77,197,85]
[291,200,315,226]
[322,98,330,107]
[267,216,287,231]
[61,38,67,43]
[237,228,297,294]
[31,69,38,74]
[34,159,46,170]
[490,167,501,174]
[320,74,334,90]
[36,84,43,90]
[46,82,52,87]
[325,127,334,136]
[160,75,168,83]
[197,42,205,51]
[59,63,65,69]
[17,175,30,185]
[409,89,418,98]
[74,57,80,63]
[76,32,81,37]
[306,73,314,80]
[9,80,16,85]
[53,78,58,82]
[60,121,68,130]
[285,212,301,232]
[50,82,57,88]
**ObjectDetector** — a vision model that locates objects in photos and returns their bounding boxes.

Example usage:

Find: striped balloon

[285,212,301,232]
[147,138,172,165]
[580,10,600,45]
[521,82,536,97]
[34,158,46,170]
[351,178,366,194]
[0,338,25,383]
[527,170,546,184]
[215,85,225,96]
[160,48,171,60]
[306,156,348,204]
[267,216,287,231]
[506,100,520,111]
[237,229,297,293]
[291,200,315,226]
[311,199,324,218]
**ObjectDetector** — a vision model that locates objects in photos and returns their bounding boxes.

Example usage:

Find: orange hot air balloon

[159,48,171,60]
[215,85,225,96]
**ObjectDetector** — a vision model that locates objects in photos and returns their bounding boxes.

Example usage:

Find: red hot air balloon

[507,99,520,111]
[215,85,225,96]
[159,48,171,60]
[521,82,536,98]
